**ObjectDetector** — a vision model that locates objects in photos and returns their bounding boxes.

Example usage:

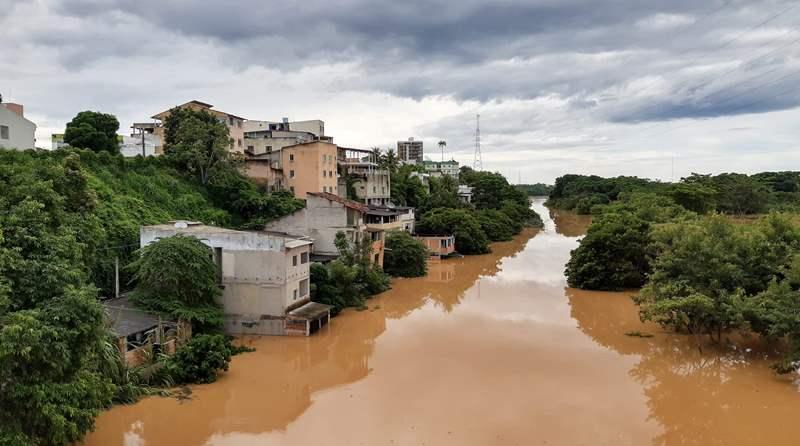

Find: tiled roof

[307,192,368,213]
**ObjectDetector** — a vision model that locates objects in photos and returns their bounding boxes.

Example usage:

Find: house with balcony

[263,192,385,267]
[140,222,330,336]
[338,147,391,206]
[365,206,415,234]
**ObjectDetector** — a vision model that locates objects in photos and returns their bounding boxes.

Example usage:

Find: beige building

[243,118,330,156]
[264,192,385,267]
[140,222,332,336]
[134,100,246,155]
[0,101,36,150]
[397,137,423,164]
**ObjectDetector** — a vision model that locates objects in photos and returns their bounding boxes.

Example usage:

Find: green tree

[667,182,717,214]
[417,208,490,255]
[162,334,234,384]
[163,107,236,185]
[384,231,429,277]
[128,235,223,331]
[63,111,120,154]
[476,209,516,241]
[566,211,652,290]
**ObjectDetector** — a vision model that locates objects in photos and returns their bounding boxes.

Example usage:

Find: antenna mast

[473,114,482,170]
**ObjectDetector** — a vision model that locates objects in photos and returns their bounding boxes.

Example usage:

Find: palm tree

[438,140,446,162]
[371,147,382,164]
[383,148,398,172]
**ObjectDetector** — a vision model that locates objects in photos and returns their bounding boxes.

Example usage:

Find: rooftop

[288,302,334,320]
[308,192,369,213]
[103,296,163,337]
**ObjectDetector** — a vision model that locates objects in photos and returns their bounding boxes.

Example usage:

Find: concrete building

[134,100,246,155]
[415,235,457,259]
[0,100,36,150]
[140,222,332,336]
[458,185,474,204]
[397,137,423,164]
[338,147,391,206]
[243,118,331,156]
[263,192,385,266]
[422,159,460,179]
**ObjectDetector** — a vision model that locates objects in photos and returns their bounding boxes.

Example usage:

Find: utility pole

[114,256,120,298]
[438,140,446,162]
[473,114,482,170]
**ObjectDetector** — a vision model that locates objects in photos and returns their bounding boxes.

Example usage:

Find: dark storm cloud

[12,0,800,123]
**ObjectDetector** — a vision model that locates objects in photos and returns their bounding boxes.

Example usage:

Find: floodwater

[83,199,800,446]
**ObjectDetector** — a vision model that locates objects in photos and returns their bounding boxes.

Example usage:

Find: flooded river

[83,199,800,446]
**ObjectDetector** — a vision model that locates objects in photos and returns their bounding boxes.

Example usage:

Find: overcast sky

[3,0,800,183]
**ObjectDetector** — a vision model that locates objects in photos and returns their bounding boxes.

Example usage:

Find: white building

[0,101,36,150]
[140,222,332,336]
[243,118,331,157]
[120,134,157,157]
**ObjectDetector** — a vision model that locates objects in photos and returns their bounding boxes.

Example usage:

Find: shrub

[384,231,429,277]
[417,208,490,255]
[164,334,234,384]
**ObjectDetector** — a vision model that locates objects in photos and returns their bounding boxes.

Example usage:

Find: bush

[476,209,516,241]
[164,334,233,384]
[384,231,429,277]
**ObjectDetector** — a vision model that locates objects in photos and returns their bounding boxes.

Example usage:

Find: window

[293,255,298,266]
[330,170,334,178]
[266,146,272,153]
[247,145,254,151]
[229,116,234,126]
[237,138,242,147]
[301,252,309,264]
[374,253,380,264]
[323,171,326,178]
[290,154,294,162]
[0,125,7,139]
[290,170,295,178]
[299,278,309,297]
[237,120,242,128]
[293,289,298,300]
[290,186,295,194]
[373,186,377,193]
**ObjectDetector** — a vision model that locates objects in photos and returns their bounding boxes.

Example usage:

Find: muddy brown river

[83,199,800,446]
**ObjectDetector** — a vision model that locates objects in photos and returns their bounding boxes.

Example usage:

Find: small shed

[285,302,334,336]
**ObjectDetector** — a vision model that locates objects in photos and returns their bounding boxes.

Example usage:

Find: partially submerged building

[140,222,332,336]
[263,192,385,266]
[103,296,190,366]
[415,235,457,259]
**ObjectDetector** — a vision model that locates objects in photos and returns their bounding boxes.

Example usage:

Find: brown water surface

[83,199,800,446]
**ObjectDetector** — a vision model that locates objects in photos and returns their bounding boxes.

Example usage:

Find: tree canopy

[64,111,120,154]
[384,231,429,277]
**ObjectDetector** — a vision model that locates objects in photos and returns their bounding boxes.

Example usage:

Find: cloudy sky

[3,0,800,183]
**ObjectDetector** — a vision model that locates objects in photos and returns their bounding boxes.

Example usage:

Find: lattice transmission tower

[473,114,482,170]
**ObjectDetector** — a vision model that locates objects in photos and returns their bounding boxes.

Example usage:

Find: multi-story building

[397,137,423,164]
[338,147,391,206]
[422,159,460,179]
[245,141,338,197]
[133,100,246,155]
[243,118,330,156]
[140,222,332,336]
[365,206,415,234]
[0,100,36,150]
[263,192,385,267]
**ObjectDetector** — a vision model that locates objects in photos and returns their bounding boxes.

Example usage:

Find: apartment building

[134,100,246,155]
[365,206,415,234]
[422,159,460,179]
[0,99,36,150]
[263,192,385,267]
[397,137,423,164]
[140,222,331,336]
[338,147,391,206]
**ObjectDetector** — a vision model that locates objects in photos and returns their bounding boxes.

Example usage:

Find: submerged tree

[384,231,429,277]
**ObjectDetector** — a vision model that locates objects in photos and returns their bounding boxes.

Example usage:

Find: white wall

[0,106,36,150]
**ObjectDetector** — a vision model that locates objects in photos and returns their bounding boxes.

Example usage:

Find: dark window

[290,154,295,162]
[237,138,242,147]
[293,255,298,266]
[301,252,309,264]
[0,125,8,139]
[290,170,295,178]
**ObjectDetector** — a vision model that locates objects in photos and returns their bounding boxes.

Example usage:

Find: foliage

[128,235,223,332]
[417,208,490,255]
[64,111,120,154]
[476,209,517,241]
[384,231,429,277]
[391,164,429,208]
[547,174,663,214]
[162,107,234,185]
[516,183,554,196]
[161,334,233,384]
[566,211,653,291]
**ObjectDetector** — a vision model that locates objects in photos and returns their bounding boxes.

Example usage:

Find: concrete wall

[0,105,36,150]
[244,159,285,190]
[244,134,312,156]
[353,172,391,205]
[283,142,338,199]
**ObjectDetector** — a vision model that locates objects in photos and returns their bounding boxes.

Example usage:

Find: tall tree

[163,107,236,185]
[63,111,120,154]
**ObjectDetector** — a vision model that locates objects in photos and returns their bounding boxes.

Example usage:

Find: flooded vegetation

[83,199,800,446]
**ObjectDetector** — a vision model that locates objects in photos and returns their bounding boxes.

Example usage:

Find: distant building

[397,137,423,164]
[51,133,69,150]
[422,159,459,179]
[458,185,473,204]
[140,222,331,336]
[263,192,385,267]
[337,147,391,206]
[0,100,36,150]
[133,100,246,155]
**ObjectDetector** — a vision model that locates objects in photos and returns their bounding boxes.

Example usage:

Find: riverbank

[82,199,800,446]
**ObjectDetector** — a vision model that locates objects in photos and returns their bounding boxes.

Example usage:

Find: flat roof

[288,302,334,320]
[103,296,163,337]
[307,192,369,213]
